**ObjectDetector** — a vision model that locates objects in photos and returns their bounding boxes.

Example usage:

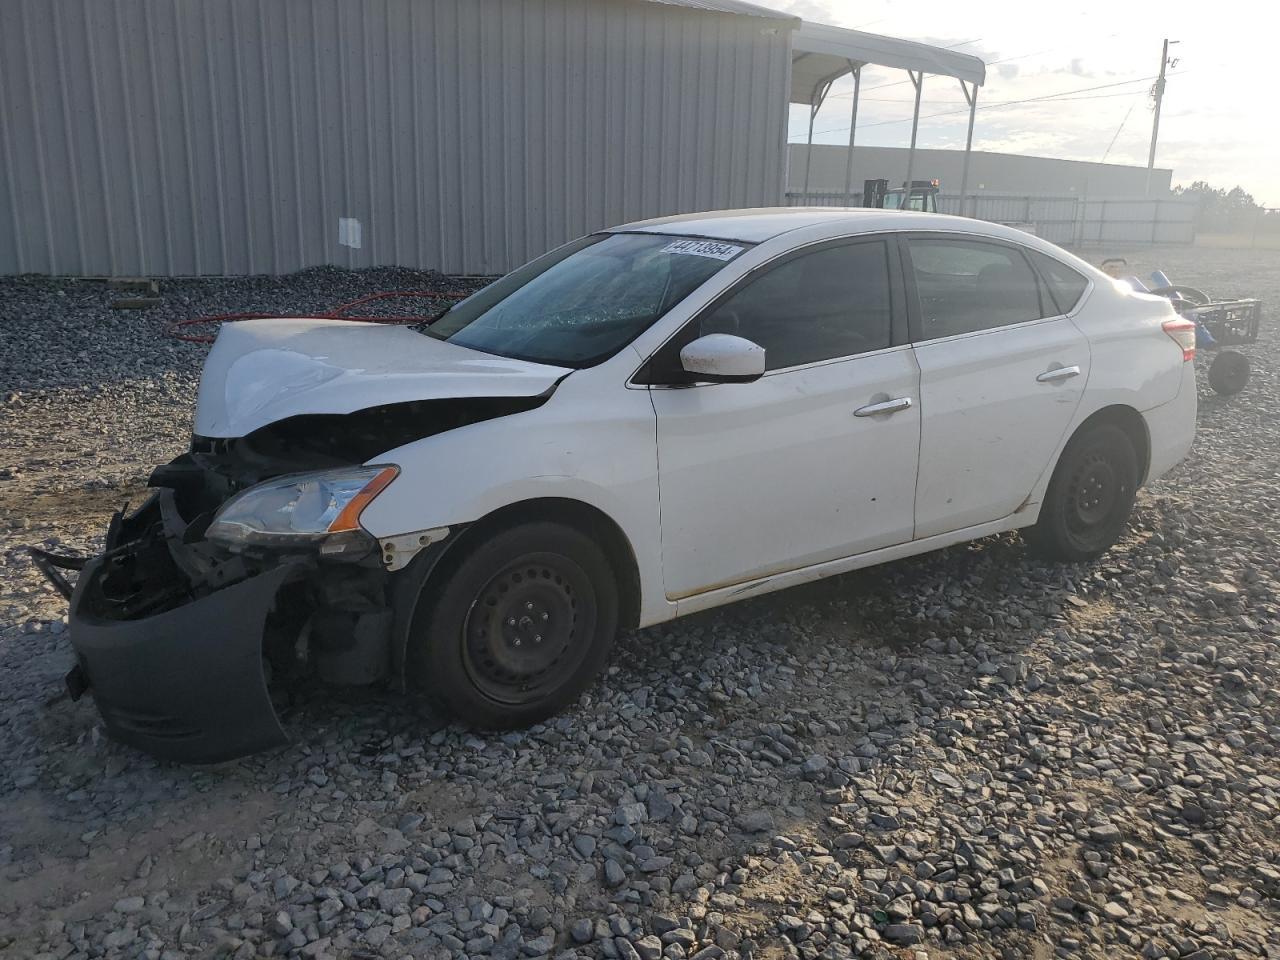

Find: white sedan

[50,209,1197,761]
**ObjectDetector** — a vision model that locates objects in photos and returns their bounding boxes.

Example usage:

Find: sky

[757,0,1278,203]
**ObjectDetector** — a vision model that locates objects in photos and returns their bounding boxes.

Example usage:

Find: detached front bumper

[38,474,416,763]
[68,558,296,763]
[36,490,310,763]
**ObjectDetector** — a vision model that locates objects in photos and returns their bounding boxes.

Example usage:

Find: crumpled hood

[193,318,570,437]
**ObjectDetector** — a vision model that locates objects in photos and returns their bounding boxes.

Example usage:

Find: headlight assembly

[206,465,398,549]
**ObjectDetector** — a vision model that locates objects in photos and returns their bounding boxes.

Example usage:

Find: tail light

[1162,318,1196,362]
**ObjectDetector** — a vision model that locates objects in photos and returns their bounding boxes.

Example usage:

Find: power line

[790,71,1177,141]
[1101,94,1143,162]
[858,88,1145,106]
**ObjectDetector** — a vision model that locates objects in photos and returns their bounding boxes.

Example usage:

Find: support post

[958,80,978,218]
[802,102,818,201]
[905,71,923,194]
[841,63,862,206]
[801,80,832,202]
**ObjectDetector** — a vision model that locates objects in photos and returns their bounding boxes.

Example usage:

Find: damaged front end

[64,493,298,762]
[29,397,547,763]
[41,484,404,763]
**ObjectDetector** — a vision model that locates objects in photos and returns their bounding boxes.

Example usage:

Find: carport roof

[791,21,986,104]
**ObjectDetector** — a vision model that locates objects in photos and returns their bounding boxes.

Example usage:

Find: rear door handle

[854,397,913,417]
[1037,365,1081,383]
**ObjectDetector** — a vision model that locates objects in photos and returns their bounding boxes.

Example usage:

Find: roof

[613,208,1079,261]
[792,22,985,104]
[611,207,979,243]
[637,0,799,22]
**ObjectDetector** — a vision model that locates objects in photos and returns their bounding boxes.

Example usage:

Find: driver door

[648,238,921,601]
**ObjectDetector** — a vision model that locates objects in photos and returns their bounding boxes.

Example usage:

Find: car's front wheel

[408,521,619,728]
[1024,422,1139,562]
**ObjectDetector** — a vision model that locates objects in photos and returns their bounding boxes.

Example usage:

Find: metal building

[787,144,1175,199]
[785,144,1193,246]
[0,0,795,277]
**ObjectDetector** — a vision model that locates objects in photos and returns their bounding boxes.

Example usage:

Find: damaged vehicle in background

[32,209,1198,762]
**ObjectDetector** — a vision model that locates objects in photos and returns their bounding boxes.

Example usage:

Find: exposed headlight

[207,465,398,549]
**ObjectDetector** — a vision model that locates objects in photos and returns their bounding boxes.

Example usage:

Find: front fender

[358,378,671,627]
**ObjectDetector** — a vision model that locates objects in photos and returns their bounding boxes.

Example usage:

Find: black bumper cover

[69,559,298,763]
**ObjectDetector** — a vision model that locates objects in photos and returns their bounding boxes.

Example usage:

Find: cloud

[997,63,1020,80]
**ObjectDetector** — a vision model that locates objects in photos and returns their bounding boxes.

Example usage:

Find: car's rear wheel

[408,522,618,728]
[1024,423,1139,562]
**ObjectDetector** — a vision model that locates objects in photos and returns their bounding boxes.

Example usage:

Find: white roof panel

[613,207,1068,248]
[792,21,985,104]
[612,207,932,243]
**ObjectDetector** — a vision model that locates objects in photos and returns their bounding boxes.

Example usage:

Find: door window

[906,238,1048,341]
[697,241,893,370]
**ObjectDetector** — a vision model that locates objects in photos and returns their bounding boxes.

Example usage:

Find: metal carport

[792,22,986,208]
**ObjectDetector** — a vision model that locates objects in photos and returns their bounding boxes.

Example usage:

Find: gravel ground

[1,248,1278,960]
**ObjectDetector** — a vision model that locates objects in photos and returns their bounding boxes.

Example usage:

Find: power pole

[1146,39,1177,197]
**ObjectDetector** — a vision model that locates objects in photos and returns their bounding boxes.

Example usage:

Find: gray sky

[760,0,1277,203]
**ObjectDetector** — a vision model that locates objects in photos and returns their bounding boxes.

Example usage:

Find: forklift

[864,178,941,213]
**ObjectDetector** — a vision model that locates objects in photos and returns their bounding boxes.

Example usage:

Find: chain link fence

[785,192,1199,246]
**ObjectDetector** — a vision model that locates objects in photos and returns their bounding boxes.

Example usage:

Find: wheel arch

[388,496,643,687]
[449,497,642,632]
[1071,404,1152,485]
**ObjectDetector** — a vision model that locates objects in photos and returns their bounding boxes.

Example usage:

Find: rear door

[904,234,1090,539]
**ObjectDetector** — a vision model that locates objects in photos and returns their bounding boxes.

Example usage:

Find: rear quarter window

[1028,250,1090,314]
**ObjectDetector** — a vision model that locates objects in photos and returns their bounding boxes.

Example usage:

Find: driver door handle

[854,397,913,417]
[1037,364,1081,383]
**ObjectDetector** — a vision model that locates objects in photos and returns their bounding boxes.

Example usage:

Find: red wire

[167,289,474,344]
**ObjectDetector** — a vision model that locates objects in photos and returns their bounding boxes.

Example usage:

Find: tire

[1208,350,1249,396]
[1024,423,1139,562]
[407,521,619,728]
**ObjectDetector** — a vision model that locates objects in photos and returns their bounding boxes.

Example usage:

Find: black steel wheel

[1208,350,1249,396]
[1064,451,1122,538]
[462,553,594,706]
[408,521,619,728]
[1024,423,1139,562]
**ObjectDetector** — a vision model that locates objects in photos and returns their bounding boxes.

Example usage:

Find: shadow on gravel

[275,530,1064,753]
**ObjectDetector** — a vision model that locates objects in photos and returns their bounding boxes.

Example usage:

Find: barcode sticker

[660,238,744,261]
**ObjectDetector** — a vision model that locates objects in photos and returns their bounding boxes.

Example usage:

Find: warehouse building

[1,0,994,278]
[787,144,1174,200]
[784,143,1193,245]
[0,0,798,277]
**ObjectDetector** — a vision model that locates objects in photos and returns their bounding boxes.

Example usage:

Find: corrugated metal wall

[0,0,792,277]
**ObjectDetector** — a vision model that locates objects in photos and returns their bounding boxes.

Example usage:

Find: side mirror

[679,334,766,383]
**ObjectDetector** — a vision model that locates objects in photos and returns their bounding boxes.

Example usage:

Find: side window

[697,241,893,371]
[1027,250,1090,315]
[906,238,1046,340]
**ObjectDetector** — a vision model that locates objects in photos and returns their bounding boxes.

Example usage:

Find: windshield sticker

[660,239,744,261]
